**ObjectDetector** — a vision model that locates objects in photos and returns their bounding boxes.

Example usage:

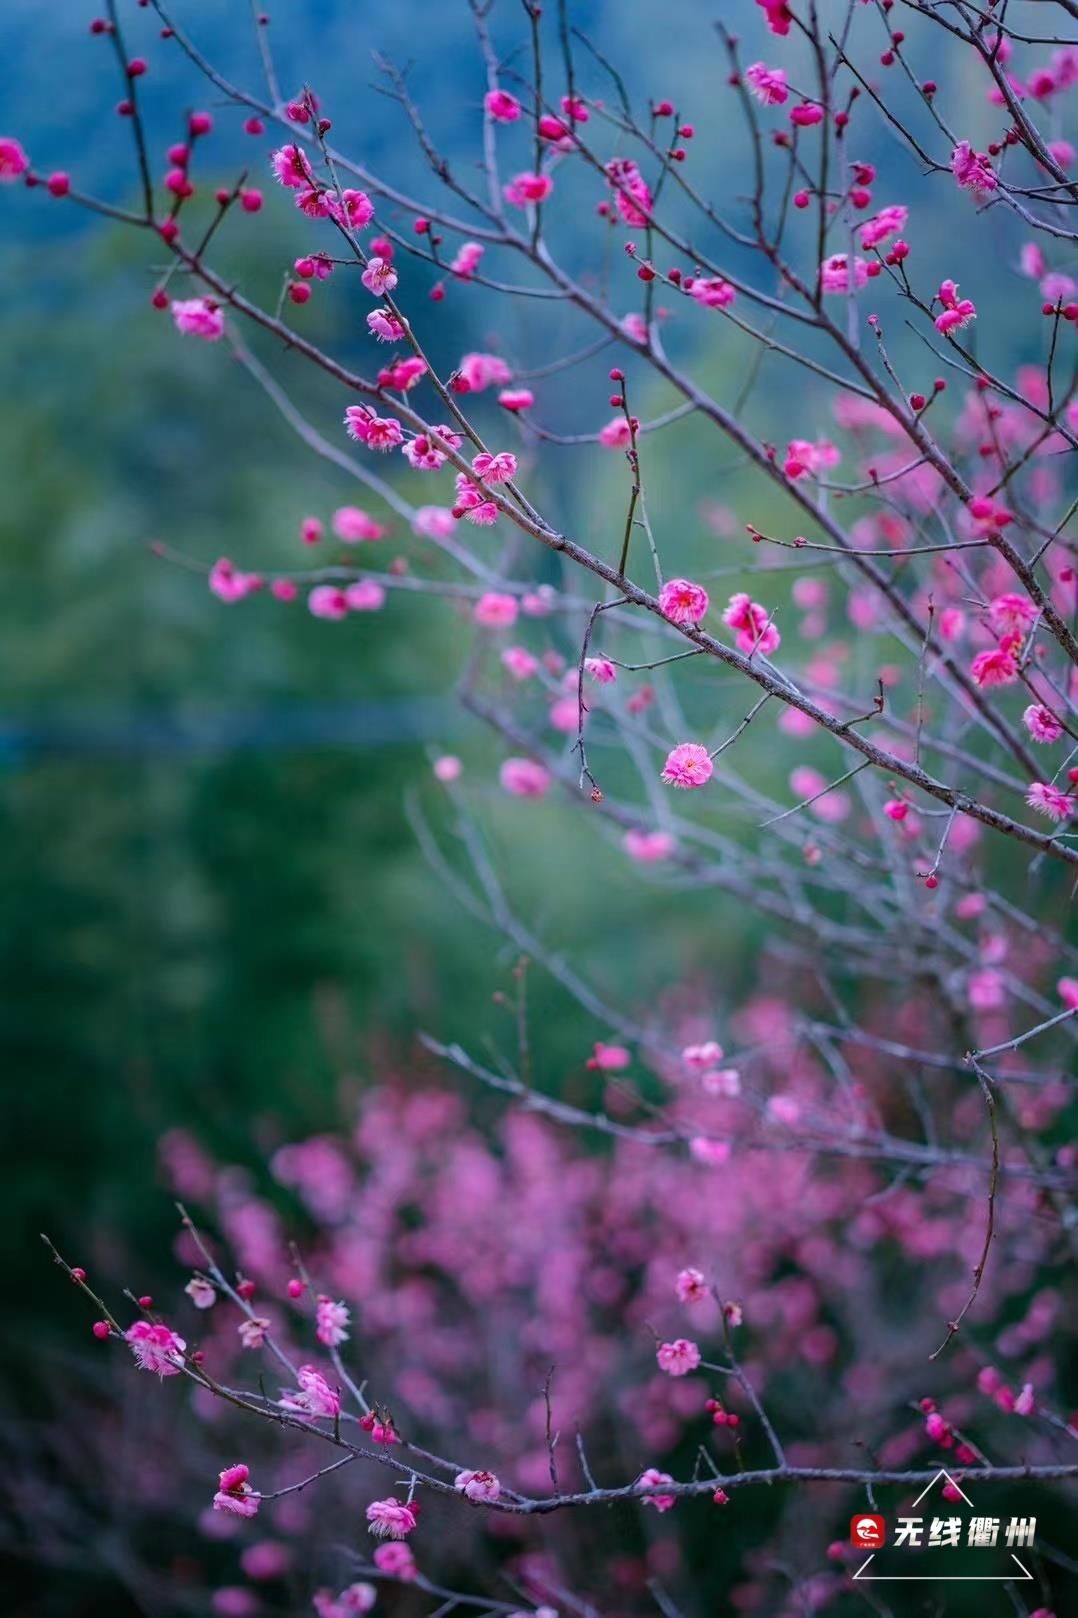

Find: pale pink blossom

[784,437,840,479]
[702,1068,741,1097]
[332,507,385,543]
[523,585,558,616]
[1026,782,1075,821]
[588,1041,631,1071]
[689,1137,731,1166]
[1020,242,1046,279]
[1058,977,1078,1009]
[413,505,457,539]
[659,578,709,625]
[458,352,513,392]
[675,1267,708,1304]
[988,592,1035,635]
[433,755,462,783]
[367,310,406,343]
[126,1320,186,1376]
[454,1469,502,1503]
[1042,271,1077,303]
[637,1468,677,1511]
[500,758,551,798]
[172,298,224,341]
[1023,704,1063,743]
[598,416,634,449]
[474,592,518,627]
[502,646,539,680]
[238,1316,271,1350]
[361,257,398,296]
[657,1338,701,1376]
[661,743,713,789]
[372,1543,417,1579]
[682,1041,724,1072]
[185,1277,216,1309]
[623,828,675,862]
[365,1498,419,1539]
[315,1295,350,1347]
[279,1364,342,1418]
[820,254,869,294]
[744,63,789,105]
[968,969,1005,1011]
[548,696,577,733]
[344,580,386,612]
[585,656,617,684]
[451,241,484,278]
[401,436,445,474]
[1014,1383,1036,1417]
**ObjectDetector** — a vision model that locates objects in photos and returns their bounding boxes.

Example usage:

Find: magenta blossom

[0,136,30,181]
[213,1463,260,1518]
[171,298,224,341]
[659,578,709,625]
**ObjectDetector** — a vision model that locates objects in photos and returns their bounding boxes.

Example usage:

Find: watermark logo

[850,1471,1034,1584]
[850,1515,885,1549]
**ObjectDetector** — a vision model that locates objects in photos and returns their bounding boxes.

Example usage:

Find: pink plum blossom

[126,1320,186,1376]
[365,1498,419,1539]
[454,1469,502,1502]
[661,744,713,789]
[656,1338,702,1376]
[171,298,224,340]
[213,1464,260,1518]
[315,1296,350,1347]
[500,758,551,798]
[659,578,709,625]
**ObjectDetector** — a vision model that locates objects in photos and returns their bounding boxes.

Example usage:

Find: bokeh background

[1,2,1070,1613]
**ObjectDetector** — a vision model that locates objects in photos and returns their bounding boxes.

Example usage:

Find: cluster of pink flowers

[935,278,977,335]
[723,592,781,655]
